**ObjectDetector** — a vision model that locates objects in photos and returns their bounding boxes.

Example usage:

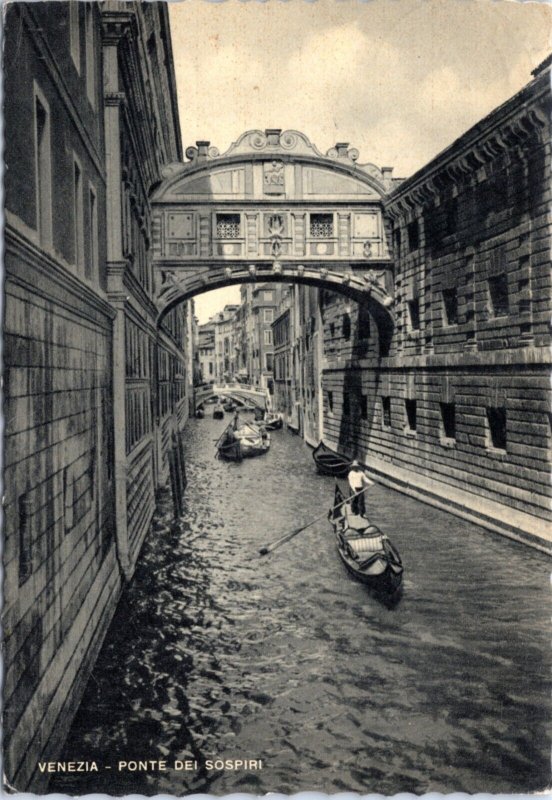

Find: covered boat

[313,441,352,477]
[217,421,270,461]
[195,407,205,419]
[264,412,283,430]
[213,403,225,419]
[329,485,403,594]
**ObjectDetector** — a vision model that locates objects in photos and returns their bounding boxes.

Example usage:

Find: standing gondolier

[347,460,374,516]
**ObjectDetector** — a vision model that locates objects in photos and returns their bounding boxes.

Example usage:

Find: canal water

[52,414,551,796]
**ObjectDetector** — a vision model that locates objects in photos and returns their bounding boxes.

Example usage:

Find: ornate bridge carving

[151,129,397,332]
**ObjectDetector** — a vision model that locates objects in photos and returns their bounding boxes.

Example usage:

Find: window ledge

[486,446,507,457]
[404,428,417,437]
[439,437,456,448]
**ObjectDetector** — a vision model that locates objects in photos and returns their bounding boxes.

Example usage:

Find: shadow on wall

[337,299,382,460]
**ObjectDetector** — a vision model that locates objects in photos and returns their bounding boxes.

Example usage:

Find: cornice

[385,71,550,214]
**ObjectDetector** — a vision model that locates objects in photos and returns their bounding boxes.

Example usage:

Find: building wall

[2,3,121,790]
[103,1,183,574]
[320,62,551,547]
[2,2,185,789]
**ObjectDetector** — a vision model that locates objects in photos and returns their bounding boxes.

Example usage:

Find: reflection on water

[51,416,551,796]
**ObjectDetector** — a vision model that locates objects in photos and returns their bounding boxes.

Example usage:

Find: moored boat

[329,485,403,594]
[313,441,351,477]
[217,421,270,460]
[195,407,205,419]
[213,403,225,419]
[264,412,283,430]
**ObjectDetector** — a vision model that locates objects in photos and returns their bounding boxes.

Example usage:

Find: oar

[259,485,369,556]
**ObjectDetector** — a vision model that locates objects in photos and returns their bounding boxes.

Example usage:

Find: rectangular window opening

[486,406,507,450]
[488,273,509,316]
[73,158,84,272]
[393,226,401,257]
[310,213,333,238]
[85,5,96,106]
[381,396,391,428]
[69,2,80,71]
[35,93,52,246]
[405,398,417,432]
[327,390,333,413]
[216,213,241,238]
[442,288,458,326]
[407,220,419,251]
[408,298,420,331]
[445,198,458,235]
[440,402,456,441]
[342,313,351,340]
[88,186,98,281]
[360,394,368,421]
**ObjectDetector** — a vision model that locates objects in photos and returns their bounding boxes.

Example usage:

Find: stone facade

[2,2,185,790]
[321,60,551,550]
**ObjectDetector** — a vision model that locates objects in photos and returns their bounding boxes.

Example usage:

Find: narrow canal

[52,414,551,796]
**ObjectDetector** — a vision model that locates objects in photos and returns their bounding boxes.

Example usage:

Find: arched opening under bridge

[151,128,397,354]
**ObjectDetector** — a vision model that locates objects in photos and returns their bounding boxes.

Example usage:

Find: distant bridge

[194,382,270,411]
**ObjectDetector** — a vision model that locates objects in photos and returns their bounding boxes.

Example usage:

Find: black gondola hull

[336,543,403,593]
[313,441,352,476]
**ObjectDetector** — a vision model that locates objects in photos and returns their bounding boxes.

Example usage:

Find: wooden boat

[195,407,205,419]
[223,400,236,412]
[217,421,270,461]
[329,485,403,594]
[264,412,283,431]
[213,403,225,419]
[313,441,352,477]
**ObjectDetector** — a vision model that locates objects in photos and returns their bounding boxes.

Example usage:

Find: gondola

[213,403,225,419]
[264,412,283,431]
[195,407,205,419]
[329,485,403,594]
[312,441,352,477]
[217,421,270,460]
[223,400,236,412]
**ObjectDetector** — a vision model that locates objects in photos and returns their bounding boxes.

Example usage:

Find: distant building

[197,322,216,383]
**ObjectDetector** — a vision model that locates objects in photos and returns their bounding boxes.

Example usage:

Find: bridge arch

[151,128,397,347]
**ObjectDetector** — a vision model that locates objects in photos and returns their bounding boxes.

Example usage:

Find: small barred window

[216,213,241,238]
[310,213,333,238]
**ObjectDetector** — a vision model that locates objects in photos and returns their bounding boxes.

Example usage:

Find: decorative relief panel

[353,211,379,238]
[292,212,306,257]
[167,212,195,239]
[245,213,258,255]
[157,205,385,262]
[337,213,350,257]
[199,214,212,258]
[263,161,285,195]
[167,241,196,257]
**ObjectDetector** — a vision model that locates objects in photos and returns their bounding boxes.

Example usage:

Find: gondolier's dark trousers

[351,491,366,516]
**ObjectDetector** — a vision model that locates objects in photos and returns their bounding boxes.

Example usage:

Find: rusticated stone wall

[320,61,551,549]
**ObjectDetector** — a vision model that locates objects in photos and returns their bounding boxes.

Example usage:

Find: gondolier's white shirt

[348,469,374,493]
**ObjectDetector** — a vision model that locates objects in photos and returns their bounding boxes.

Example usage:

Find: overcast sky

[168,0,551,322]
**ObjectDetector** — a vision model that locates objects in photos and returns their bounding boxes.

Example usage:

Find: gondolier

[347,460,374,516]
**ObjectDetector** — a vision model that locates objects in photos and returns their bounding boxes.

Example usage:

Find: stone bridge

[194,382,269,411]
[151,129,397,348]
